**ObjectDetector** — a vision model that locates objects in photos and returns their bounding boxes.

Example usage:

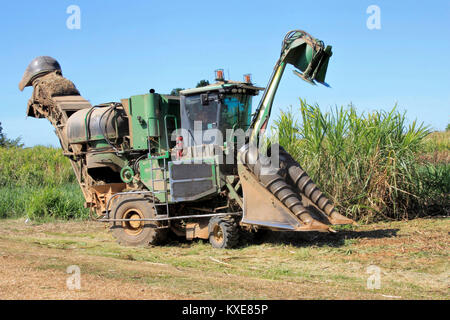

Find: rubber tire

[208,217,239,249]
[110,194,168,247]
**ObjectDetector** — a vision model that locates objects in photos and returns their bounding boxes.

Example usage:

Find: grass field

[0,217,448,299]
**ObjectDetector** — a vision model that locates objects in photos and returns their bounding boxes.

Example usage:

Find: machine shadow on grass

[246,228,400,248]
[160,227,400,249]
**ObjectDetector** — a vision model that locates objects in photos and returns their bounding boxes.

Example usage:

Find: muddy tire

[208,217,239,249]
[110,194,168,247]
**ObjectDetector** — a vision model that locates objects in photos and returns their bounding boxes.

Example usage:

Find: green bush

[0,146,88,220]
[272,101,449,222]
[0,186,29,219]
[25,184,88,221]
[0,146,75,187]
[0,184,88,221]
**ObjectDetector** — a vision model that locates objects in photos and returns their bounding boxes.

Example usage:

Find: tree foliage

[0,122,23,148]
[170,88,185,96]
[196,80,210,88]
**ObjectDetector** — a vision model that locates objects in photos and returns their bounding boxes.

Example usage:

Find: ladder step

[150,159,169,216]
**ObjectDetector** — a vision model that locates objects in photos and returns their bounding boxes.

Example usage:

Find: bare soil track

[0,217,448,300]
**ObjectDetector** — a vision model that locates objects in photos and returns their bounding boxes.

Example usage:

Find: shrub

[273,100,449,222]
[0,146,75,188]
[0,146,88,220]
[25,185,88,221]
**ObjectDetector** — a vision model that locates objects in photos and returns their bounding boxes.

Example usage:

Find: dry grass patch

[0,217,448,299]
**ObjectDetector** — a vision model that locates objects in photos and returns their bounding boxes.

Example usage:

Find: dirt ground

[0,217,448,300]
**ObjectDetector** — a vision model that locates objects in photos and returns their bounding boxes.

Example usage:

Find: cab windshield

[220,94,252,132]
[182,92,253,146]
[185,94,219,131]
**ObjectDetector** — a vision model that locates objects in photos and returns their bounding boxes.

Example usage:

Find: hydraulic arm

[249,30,332,145]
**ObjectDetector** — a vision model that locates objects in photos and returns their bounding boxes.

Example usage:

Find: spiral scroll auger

[278,146,355,225]
[240,143,354,231]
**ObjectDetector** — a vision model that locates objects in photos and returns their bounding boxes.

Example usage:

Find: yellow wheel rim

[122,209,144,236]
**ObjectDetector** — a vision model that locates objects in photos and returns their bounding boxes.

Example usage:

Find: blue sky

[0,0,449,146]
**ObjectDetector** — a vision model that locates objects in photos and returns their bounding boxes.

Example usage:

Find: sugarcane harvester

[19,30,354,248]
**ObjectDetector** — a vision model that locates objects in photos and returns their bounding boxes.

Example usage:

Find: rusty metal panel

[53,95,92,111]
[185,221,209,240]
[239,165,303,230]
[239,164,331,232]
[89,183,127,215]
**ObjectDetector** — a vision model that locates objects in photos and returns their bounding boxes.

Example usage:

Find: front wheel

[110,194,168,247]
[208,217,239,249]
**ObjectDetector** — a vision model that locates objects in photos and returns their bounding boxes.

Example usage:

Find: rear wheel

[208,217,239,249]
[110,194,168,247]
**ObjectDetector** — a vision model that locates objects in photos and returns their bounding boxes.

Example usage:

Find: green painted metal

[225,180,243,207]
[120,165,134,183]
[128,95,149,150]
[137,157,172,203]
[249,62,286,144]
[313,45,332,84]
[87,152,126,168]
[128,93,180,154]
[139,158,163,201]
[128,93,157,150]
[158,95,180,157]
[90,140,111,148]
[147,93,159,137]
